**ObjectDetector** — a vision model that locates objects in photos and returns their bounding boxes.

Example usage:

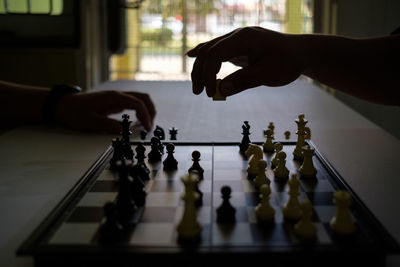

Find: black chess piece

[140,130,147,140]
[169,127,178,140]
[130,171,147,207]
[148,137,162,162]
[163,143,178,171]
[188,150,204,180]
[216,186,236,223]
[121,114,134,160]
[116,160,136,223]
[239,121,251,154]
[122,143,134,161]
[99,202,123,243]
[134,143,150,181]
[110,138,124,170]
[154,125,165,140]
[135,142,146,163]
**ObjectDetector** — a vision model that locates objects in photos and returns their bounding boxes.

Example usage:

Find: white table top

[1,79,400,266]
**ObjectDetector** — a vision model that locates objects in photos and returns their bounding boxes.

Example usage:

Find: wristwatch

[43,84,81,123]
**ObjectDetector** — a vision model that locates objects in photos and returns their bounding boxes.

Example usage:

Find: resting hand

[56,90,156,133]
[187,27,307,97]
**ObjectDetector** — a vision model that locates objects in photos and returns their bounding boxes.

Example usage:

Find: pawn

[148,137,162,162]
[299,145,317,178]
[330,191,355,235]
[253,159,270,188]
[273,151,290,181]
[294,200,317,239]
[135,142,146,163]
[255,184,275,223]
[284,131,291,140]
[271,142,283,169]
[282,174,302,221]
[263,129,275,153]
[163,143,178,171]
[216,186,236,223]
[188,150,204,180]
[99,202,123,243]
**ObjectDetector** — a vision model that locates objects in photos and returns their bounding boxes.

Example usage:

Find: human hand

[55,90,156,133]
[187,27,307,97]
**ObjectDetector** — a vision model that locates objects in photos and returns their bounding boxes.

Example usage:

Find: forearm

[0,80,50,123]
[299,34,400,105]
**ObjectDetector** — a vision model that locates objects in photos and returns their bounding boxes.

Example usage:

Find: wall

[322,0,400,139]
[0,0,109,90]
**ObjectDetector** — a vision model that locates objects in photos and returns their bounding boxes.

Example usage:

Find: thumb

[219,65,264,96]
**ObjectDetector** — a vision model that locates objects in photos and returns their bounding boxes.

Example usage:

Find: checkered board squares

[48,143,370,250]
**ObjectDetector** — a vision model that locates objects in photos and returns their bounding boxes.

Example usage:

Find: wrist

[43,84,81,123]
[293,34,320,77]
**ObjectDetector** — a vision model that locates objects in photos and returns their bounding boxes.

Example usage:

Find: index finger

[114,93,153,132]
[126,92,157,121]
[202,33,249,96]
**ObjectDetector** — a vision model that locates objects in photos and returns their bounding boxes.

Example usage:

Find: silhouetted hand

[187,27,306,97]
[56,90,156,133]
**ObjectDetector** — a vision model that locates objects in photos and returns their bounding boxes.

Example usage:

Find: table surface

[1,79,400,266]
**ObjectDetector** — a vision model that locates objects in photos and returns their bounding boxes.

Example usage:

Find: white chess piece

[282,174,302,220]
[176,173,202,241]
[255,184,275,222]
[254,159,270,188]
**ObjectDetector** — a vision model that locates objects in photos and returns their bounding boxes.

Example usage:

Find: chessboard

[17,141,399,267]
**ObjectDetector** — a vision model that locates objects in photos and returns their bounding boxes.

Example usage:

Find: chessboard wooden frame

[17,141,400,267]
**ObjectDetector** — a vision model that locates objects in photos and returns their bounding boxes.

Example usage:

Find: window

[110,0,313,81]
[0,0,63,15]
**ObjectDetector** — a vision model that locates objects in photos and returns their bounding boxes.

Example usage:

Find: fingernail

[219,80,234,96]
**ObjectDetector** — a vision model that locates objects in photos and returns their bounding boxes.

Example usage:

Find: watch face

[53,84,82,93]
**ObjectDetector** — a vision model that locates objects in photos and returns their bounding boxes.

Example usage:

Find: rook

[255,184,275,223]
[169,127,178,140]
